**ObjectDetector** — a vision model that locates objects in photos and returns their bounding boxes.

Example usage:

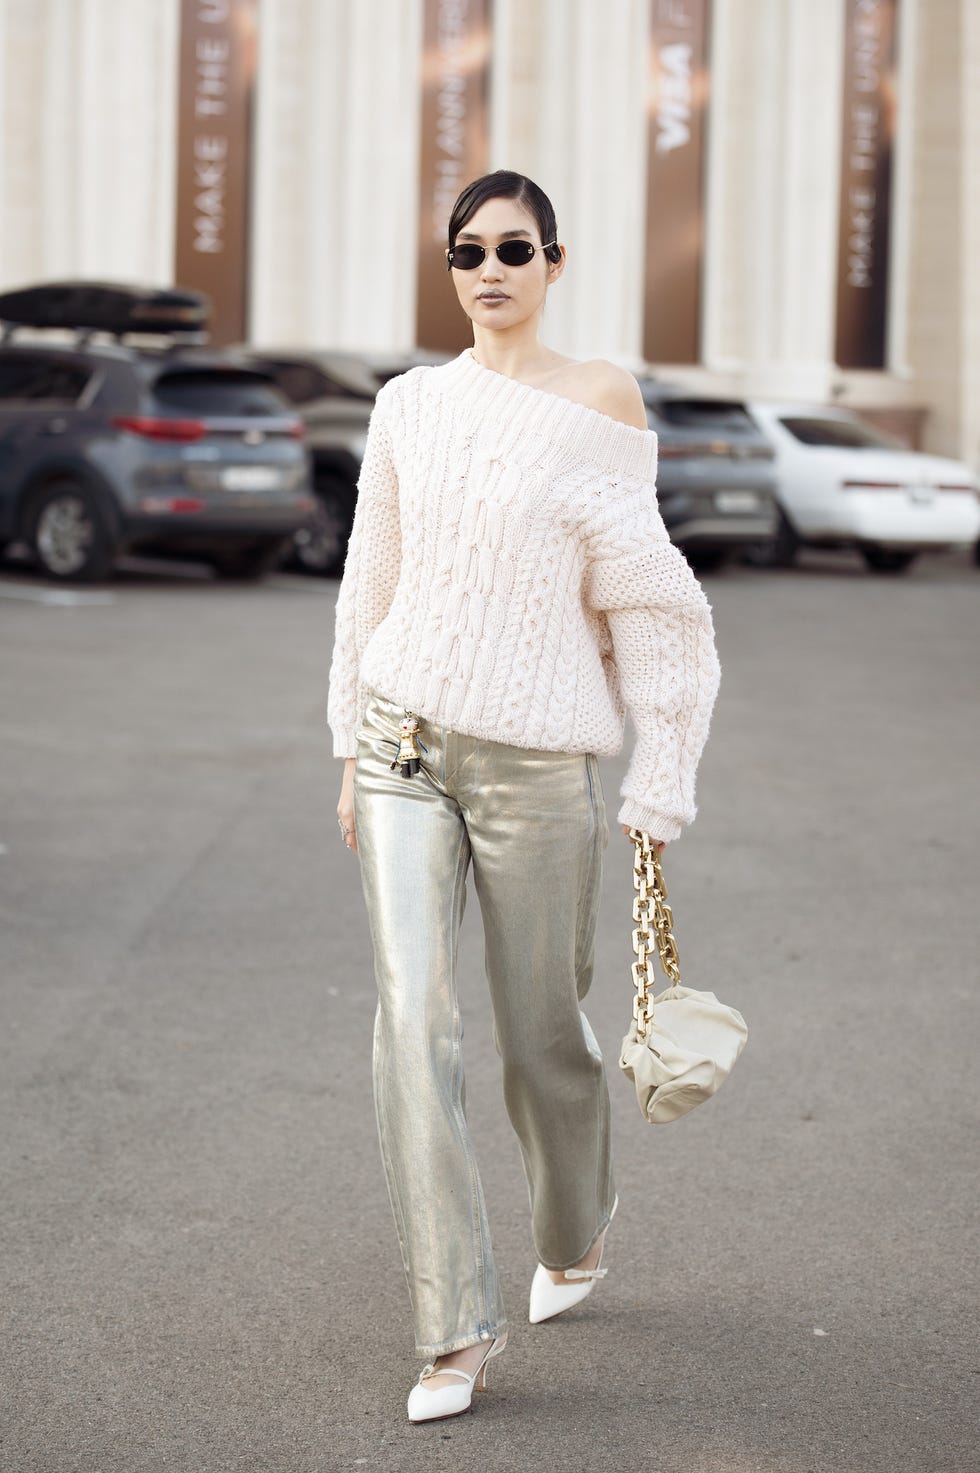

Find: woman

[327,171,721,1422]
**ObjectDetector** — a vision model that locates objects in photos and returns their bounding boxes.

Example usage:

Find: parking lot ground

[1,550,978,1473]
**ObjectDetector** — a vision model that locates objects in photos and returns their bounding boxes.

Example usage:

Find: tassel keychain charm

[389,712,423,778]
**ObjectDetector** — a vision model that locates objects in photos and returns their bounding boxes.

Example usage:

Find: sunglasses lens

[449,240,543,269]
[450,245,485,270]
[497,241,536,266]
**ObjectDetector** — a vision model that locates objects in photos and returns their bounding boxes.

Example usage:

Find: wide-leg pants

[352,688,616,1358]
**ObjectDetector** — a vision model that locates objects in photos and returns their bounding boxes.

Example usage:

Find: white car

[744,402,980,572]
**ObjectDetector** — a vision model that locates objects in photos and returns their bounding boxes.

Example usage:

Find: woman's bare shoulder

[550,356,648,430]
[581,359,649,430]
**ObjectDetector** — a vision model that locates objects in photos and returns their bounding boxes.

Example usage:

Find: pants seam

[445,819,495,1337]
[584,753,613,1244]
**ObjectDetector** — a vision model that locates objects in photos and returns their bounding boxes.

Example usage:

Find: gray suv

[638,382,779,570]
[0,283,314,581]
[237,348,452,576]
[230,349,379,576]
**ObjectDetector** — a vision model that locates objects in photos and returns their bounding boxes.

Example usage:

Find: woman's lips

[478,293,509,303]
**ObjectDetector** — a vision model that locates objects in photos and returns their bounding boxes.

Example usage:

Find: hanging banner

[835,0,898,369]
[643,0,711,365]
[416,0,493,352]
[175,0,257,345]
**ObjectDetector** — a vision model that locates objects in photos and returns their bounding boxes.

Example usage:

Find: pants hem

[538,1198,617,1273]
[416,1321,508,1359]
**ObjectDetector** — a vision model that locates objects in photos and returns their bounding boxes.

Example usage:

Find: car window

[151,369,290,417]
[253,358,377,402]
[0,355,91,403]
[778,416,903,450]
[254,362,337,404]
[648,399,757,431]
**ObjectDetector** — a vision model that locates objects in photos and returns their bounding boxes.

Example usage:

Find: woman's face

[447,196,564,329]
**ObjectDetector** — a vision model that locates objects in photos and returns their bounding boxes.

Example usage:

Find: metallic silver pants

[352,688,616,1357]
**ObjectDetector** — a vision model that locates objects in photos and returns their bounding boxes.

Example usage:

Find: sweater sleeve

[326,389,402,757]
[583,482,721,841]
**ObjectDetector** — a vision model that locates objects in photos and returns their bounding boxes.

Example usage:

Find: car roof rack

[0,281,212,347]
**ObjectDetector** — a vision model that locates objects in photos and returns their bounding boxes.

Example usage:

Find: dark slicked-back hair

[447,171,563,263]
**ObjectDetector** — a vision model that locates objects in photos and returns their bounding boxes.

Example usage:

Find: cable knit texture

[327,348,721,841]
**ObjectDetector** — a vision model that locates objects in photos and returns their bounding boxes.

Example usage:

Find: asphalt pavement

[1,548,977,1473]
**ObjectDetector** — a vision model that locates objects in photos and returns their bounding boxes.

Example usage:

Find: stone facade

[0,0,975,466]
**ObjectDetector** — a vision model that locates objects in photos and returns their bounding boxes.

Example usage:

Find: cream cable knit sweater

[327,348,721,842]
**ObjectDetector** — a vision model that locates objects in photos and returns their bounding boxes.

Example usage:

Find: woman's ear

[548,244,566,278]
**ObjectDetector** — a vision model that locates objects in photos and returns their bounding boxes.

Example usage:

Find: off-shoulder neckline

[460,348,651,438]
[414,349,659,480]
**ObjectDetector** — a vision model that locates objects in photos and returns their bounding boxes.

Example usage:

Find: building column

[701,0,846,398]
[0,0,178,292]
[491,0,650,364]
[963,0,980,469]
[249,0,423,349]
[903,0,978,462]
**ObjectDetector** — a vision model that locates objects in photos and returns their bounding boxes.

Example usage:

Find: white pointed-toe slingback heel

[406,1333,507,1423]
[528,1196,619,1325]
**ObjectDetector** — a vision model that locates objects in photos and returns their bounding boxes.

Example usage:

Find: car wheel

[685,548,730,573]
[861,546,919,574]
[289,475,353,576]
[209,538,290,580]
[29,480,116,582]
[742,510,799,569]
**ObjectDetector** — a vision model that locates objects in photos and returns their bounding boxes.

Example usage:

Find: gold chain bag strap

[619,829,747,1124]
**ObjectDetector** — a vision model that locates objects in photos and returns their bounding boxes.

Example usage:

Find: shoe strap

[418,1334,505,1387]
[418,1364,472,1386]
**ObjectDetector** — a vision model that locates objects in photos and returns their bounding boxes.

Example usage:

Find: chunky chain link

[628,827,681,1039]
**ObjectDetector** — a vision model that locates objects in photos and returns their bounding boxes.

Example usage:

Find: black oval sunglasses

[446,239,559,271]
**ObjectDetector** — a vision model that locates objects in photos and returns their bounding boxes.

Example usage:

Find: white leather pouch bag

[620,832,747,1125]
[620,983,748,1124]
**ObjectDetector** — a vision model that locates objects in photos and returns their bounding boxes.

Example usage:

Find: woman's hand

[338,757,358,855]
[620,823,666,853]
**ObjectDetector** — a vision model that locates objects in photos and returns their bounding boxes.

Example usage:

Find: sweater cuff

[332,729,360,759]
[616,798,683,843]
